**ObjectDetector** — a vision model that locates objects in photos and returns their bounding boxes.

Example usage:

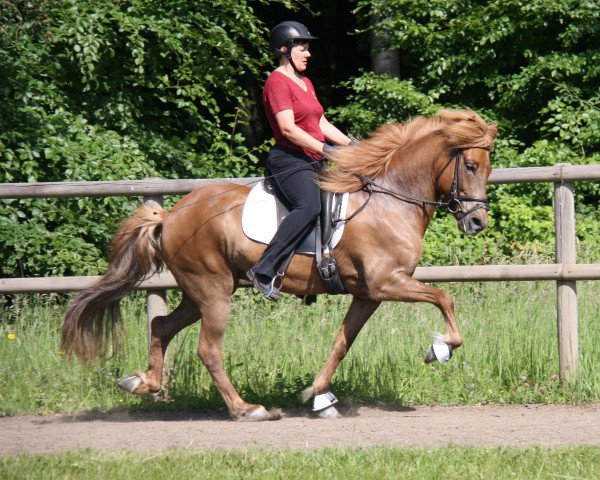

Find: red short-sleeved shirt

[263,70,325,160]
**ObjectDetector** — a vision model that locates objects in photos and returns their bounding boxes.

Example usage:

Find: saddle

[241,180,348,294]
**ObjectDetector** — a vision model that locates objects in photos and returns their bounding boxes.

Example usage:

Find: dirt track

[2,404,600,454]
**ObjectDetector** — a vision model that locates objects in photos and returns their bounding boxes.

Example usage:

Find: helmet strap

[287,55,303,76]
[280,42,304,77]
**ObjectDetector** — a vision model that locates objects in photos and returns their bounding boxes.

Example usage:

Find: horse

[61,109,497,421]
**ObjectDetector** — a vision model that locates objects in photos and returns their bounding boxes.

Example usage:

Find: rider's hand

[322,143,336,158]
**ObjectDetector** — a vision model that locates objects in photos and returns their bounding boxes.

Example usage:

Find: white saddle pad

[242,181,349,254]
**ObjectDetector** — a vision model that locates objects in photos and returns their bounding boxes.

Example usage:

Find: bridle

[353,146,491,221]
[445,147,491,220]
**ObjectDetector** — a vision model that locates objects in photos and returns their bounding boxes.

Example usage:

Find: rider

[247,21,352,301]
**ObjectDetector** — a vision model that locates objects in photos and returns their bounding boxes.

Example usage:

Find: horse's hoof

[424,332,453,364]
[238,406,282,422]
[117,375,142,393]
[316,405,341,419]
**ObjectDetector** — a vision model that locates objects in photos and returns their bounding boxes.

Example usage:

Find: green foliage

[328,72,439,136]
[0,0,273,276]
[1,0,599,276]
[335,0,600,263]
[359,0,599,136]
[0,196,131,276]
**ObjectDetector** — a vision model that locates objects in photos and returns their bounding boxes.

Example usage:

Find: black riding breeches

[252,146,323,279]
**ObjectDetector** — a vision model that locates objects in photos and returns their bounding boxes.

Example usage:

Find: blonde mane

[320,109,498,192]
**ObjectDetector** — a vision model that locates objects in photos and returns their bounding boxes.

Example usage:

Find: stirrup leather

[315,215,346,295]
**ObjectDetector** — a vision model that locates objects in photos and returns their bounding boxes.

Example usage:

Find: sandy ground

[2,404,600,454]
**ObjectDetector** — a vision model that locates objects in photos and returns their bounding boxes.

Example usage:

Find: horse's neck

[383,144,439,206]
[373,142,444,236]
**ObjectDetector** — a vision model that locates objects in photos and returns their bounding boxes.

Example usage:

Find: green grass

[1,280,599,416]
[2,446,600,479]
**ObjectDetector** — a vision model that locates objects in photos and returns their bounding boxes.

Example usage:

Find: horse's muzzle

[458,209,489,236]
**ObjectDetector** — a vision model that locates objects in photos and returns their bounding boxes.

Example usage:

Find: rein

[354,147,490,220]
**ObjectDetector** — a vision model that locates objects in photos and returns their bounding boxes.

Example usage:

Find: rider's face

[282,42,311,71]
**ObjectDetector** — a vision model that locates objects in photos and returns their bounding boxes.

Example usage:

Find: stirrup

[247,268,281,302]
[265,274,283,300]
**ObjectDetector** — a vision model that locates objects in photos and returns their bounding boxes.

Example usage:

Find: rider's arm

[319,116,351,146]
[275,109,326,154]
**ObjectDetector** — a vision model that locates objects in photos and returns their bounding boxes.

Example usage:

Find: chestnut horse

[62,109,497,421]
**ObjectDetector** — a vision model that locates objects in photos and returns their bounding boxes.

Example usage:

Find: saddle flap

[242,181,349,255]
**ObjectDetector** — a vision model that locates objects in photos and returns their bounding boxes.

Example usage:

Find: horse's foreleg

[379,273,463,351]
[197,296,280,422]
[118,294,199,394]
[301,297,380,408]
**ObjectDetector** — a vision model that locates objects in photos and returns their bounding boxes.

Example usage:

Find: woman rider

[247,21,352,301]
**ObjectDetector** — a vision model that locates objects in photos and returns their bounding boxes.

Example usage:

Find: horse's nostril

[471,217,484,231]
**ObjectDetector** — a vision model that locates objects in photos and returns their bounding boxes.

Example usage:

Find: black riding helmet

[270,21,318,53]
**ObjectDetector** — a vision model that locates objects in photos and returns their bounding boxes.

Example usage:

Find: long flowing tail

[61,200,167,362]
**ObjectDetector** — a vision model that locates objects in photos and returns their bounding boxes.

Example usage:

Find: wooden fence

[1,163,600,381]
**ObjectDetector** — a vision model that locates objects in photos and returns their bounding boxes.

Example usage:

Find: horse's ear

[488,123,499,140]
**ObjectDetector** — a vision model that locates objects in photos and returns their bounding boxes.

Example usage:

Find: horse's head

[318,109,497,236]
[432,110,497,236]
[443,146,493,236]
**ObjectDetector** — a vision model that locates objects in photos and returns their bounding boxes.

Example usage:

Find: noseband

[354,146,491,220]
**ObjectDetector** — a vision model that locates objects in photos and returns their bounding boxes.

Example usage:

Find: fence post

[143,195,168,353]
[554,165,579,381]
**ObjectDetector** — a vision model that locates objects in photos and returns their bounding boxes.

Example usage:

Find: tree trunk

[370,15,400,77]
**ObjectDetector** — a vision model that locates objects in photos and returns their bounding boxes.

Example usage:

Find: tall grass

[0,280,599,416]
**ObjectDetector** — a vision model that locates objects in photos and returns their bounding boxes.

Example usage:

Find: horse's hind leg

[118,294,199,394]
[195,290,280,421]
[301,297,380,414]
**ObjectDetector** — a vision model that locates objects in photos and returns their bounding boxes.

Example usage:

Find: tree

[1,0,598,276]
[331,0,600,263]
[0,0,274,276]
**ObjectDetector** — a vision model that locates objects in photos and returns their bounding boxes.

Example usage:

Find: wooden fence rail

[1,163,600,381]
[1,264,599,293]
[0,164,599,200]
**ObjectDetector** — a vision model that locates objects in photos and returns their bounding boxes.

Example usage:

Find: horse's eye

[466,163,476,172]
